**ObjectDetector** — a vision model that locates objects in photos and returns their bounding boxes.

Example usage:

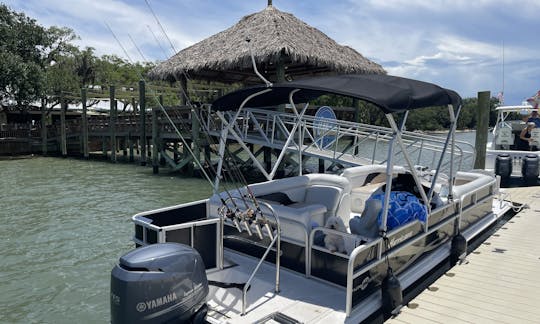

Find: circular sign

[314,106,337,148]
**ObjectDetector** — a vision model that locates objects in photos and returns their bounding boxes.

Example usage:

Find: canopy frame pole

[426,104,462,203]
[213,88,272,191]
[379,114,397,239]
[269,90,309,179]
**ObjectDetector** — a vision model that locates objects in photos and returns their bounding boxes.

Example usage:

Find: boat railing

[202,107,476,172]
[454,175,496,232]
[131,200,222,269]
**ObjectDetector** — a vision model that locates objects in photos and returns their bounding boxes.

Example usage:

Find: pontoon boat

[110,74,511,323]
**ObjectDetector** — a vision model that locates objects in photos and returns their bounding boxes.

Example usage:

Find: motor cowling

[521,154,539,183]
[494,153,512,180]
[111,243,209,324]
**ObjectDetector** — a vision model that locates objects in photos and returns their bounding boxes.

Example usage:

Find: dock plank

[387,186,540,324]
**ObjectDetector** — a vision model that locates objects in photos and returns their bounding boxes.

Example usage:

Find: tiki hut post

[275,54,285,83]
[179,74,188,106]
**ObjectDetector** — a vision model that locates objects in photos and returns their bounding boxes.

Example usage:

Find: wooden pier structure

[387,185,540,324]
[0,83,478,180]
[1,82,219,175]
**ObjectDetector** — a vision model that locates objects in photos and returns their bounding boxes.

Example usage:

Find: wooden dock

[387,186,540,324]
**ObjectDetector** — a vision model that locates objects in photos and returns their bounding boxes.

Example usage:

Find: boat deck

[387,186,540,324]
[205,251,352,324]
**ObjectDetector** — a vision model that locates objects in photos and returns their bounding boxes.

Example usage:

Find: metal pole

[380,114,396,235]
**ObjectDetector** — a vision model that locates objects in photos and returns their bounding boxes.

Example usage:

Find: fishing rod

[122,3,278,239]
[106,22,268,238]
[104,23,219,189]
[146,24,169,60]
[144,0,176,55]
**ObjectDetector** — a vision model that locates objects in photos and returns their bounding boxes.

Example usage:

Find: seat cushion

[287,202,327,227]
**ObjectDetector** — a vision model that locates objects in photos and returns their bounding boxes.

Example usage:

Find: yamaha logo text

[136,292,178,312]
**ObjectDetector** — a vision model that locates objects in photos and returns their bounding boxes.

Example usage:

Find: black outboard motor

[111,243,209,324]
[521,154,539,184]
[494,153,512,183]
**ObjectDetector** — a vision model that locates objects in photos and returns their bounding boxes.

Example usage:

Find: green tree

[0,4,49,106]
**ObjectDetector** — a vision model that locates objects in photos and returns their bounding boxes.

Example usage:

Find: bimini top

[212,74,462,114]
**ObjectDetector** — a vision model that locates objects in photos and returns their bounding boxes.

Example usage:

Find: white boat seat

[267,203,327,241]
[286,202,327,227]
[208,174,350,244]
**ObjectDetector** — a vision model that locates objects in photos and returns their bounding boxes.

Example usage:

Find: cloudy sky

[5,0,540,104]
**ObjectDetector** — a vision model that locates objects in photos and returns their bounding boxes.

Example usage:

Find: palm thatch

[149,5,386,84]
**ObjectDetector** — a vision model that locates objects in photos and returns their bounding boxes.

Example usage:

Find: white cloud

[4,0,540,103]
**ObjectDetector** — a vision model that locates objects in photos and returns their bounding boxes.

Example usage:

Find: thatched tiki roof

[149,4,386,84]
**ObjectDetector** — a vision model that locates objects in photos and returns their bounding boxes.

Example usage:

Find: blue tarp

[368,191,427,231]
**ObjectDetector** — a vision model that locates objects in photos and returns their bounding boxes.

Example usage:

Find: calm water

[0,157,211,323]
[0,131,480,323]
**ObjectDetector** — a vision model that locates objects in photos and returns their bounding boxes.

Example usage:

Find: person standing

[519,122,538,151]
[527,110,540,128]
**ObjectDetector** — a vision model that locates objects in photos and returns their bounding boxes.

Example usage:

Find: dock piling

[190,106,200,176]
[139,80,147,166]
[128,133,134,162]
[110,86,117,163]
[41,98,47,155]
[474,91,490,169]
[60,97,67,157]
[81,88,89,159]
[152,107,159,174]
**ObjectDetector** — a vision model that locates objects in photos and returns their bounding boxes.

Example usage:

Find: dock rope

[498,190,528,213]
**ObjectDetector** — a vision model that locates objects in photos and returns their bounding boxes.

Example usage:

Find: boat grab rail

[455,178,496,230]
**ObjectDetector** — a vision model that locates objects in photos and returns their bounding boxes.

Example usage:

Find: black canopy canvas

[212,74,461,114]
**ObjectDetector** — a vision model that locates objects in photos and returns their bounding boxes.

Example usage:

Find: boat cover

[212,74,461,114]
